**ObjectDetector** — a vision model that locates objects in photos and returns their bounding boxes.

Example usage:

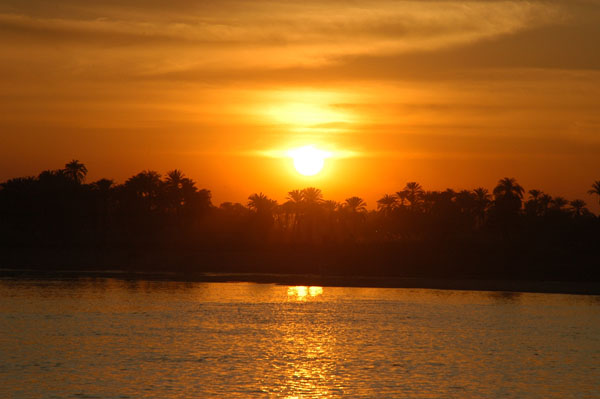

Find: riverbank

[2,268,599,296]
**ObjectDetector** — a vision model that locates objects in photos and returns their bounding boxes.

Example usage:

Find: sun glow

[288,146,331,176]
[287,286,323,300]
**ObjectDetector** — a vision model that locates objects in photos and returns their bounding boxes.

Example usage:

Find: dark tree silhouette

[123,170,162,210]
[589,180,600,204]
[344,196,367,213]
[551,196,569,212]
[287,189,303,204]
[322,200,339,213]
[493,177,524,215]
[402,182,424,211]
[248,193,277,215]
[302,187,323,205]
[1,161,599,282]
[493,177,524,203]
[64,160,88,184]
[569,199,587,217]
[93,178,114,192]
[377,194,397,215]
[473,187,491,227]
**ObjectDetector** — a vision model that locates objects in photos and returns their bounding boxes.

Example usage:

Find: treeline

[1,161,599,281]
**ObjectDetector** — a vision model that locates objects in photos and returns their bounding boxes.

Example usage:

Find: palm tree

[64,160,87,184]
[473,188,491,208]
[377,194,397,215]
[588,180,600,204]
[0,176,36,191]
[165,169,185,189]
[120,170,164,223]
[301,187,323,205]
[344,196,367,213]
[493,177,524,201]
[472,187,491,227]
[248,193,278,234]
[528,189,542,200]
[322,200,339,212]
[124,170,162,209]
[493,177,524,212]
[539,194,552,215]
[286,189,303,204]
[403,182,424,211]
[219,202,248,218]
[569,199,587,217]
[164,169,190,212]
[285,189,304,231]
[455,190,476,214]
[395,190,409,208]
[342,197,367,239]
[247,193,277,215]
[525,189,544,217]
[491,178,525,226]
[551,196,569,211]
[92,178,114,192]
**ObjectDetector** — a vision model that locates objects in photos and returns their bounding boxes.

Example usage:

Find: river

[1,278,599,398]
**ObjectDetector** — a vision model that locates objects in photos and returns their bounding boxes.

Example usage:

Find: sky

[1,0,599,208]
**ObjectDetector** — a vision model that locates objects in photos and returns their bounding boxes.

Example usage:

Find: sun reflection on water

[273,285,338,398]
[287,286,324,300]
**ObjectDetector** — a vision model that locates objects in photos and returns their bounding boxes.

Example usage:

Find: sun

[288,146,331,176]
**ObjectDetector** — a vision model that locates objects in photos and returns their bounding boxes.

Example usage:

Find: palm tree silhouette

[164,169,188,212]
[569,199,587,217]
[402,182,424,211]
[551,196,569,211]
[588,180,600,204]
[322,200,339,212]
[286,189,303,204]
[493,177,524,201]
[539,194,552,215]
[285,189,304,232]
[93,178,114,192]
[395,190,409,208]
[248,193,277,214]
[248,193,278,235]
[455,190,476,214]
[473,188,491,208]
[377,194,397,215]
[124,170,163,212]
[301,187,323,205]
[165,169,185,189]
[64,160,88,184]
[525,189,544,217]
[528,189,542,201]
[493,177,524,214]
[492,178,525,229]
[344,196,367,213]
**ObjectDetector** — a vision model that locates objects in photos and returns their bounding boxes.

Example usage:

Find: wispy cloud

[0,0,568,77]
[1,0,599,206]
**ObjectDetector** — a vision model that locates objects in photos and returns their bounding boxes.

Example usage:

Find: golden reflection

[266,286,338,398]
[287,286,323,300]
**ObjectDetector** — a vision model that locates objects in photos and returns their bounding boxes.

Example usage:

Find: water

[1,278,599,398]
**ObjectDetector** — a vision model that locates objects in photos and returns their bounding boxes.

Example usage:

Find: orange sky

[1,1,599,209]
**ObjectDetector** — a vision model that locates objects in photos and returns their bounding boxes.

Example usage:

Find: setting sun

[2,1,600,398]
[288,146,331,176]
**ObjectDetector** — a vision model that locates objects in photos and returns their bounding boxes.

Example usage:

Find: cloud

[0,0,569,78]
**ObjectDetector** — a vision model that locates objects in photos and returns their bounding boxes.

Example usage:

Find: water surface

[1,279,599,398]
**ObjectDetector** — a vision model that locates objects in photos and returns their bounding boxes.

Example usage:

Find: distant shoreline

[2,268,599,296]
